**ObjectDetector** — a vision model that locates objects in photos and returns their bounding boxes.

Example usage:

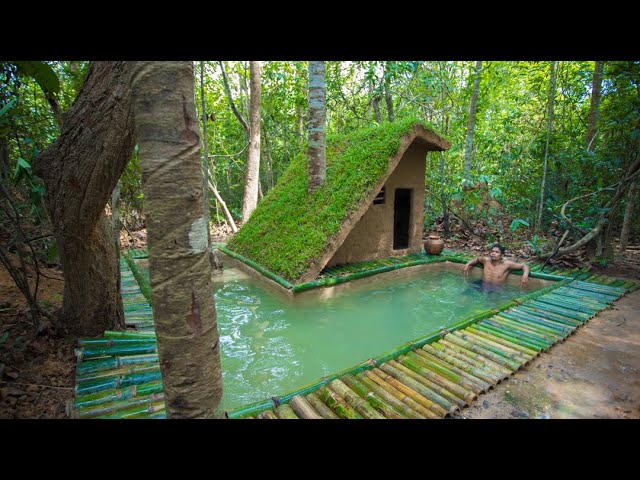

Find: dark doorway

[393,188,411,250]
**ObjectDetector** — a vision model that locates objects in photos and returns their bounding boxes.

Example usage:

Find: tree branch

[218,61,249,136]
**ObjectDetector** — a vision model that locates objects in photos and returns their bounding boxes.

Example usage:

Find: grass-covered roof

[226,118,450,284]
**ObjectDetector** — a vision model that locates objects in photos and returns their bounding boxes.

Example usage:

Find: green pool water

[133,261,544,410]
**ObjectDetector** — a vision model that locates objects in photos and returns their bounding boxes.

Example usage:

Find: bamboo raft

[70,249,639,419]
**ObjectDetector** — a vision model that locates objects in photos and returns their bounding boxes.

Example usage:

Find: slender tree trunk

[208,180,238,233]
[129,61,224,419]
[585,61,604,152]
[218,61,249,135]
[308,61,326,193]
[536,61,557,232]
[241,61,261,221]
[463,61,482,178]
[33,62,134,335]
[384,65,394,122]
[371,87,381,123]
[620,176,638,251]
[440,152,449,238]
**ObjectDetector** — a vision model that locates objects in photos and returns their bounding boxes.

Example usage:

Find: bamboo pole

[76,363,160,383]
[491,316,564,345]
[376,365,453,416]
[316,386,362,419]
[103,330,157,339]
[289,395,322,420]
[420,344,502,386]
[516,305,583,327]
[77,338,157,347]
[327,379,385,419]
[355,373,427,419]
[435,339,513,378]
[275,404,299,419]
[397,355,477,402]
[121,251,152,302]
[75,369,163,396]
[217,246,293,289]
[341,373,407,419]
[480,318,556,346]
[546,292,608,309]
[360,370,440,419]
[535,296,599,315]
[543,292,605,310]
[452,330,530,365]
[499,312,571,336]
[305,392,339,419]
[411,348,493,392]
[442,334,520,371]
[76,393,164,419]
[75,343,158,360]
[390,359,468,407]
[455,330,535,361]
[508,307,579,332]
[471,323,548,352]
[257,409,278,419]
[527,300,589,321]
[288,395,323,419]
[292,257,447,293]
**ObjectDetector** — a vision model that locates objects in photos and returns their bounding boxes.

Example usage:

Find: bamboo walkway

[69,251,639,419]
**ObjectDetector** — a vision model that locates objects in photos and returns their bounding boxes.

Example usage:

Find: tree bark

[241,61,261,221]
[384,63,394,122]
[308,61,326,193]
[540,152,640,258]
[371,82,382,124]
[218,61,249,135]
[129,61,224,419]
[536,61,557,232]
[208,179,238,233]
[619,176,638,251]
[32,61,134,335]
[463,61,482,178]
[585,61,604,152]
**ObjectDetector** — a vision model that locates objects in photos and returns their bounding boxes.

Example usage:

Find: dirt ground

[1,238,639,419]
[458,282,640,419]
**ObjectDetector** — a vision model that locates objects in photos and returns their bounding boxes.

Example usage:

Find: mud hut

[227,119,451,285]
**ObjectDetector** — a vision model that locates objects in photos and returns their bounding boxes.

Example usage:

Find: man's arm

[463,256,483,276]
[509,262,530,287]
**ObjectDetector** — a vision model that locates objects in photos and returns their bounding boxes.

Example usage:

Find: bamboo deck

[69,249,638,419]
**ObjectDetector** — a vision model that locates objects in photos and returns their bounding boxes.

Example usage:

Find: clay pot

[424,234,444,255]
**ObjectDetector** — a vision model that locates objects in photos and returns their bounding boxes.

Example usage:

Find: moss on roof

[227,118,443,284]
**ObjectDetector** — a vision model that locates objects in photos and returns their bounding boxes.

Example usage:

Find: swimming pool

[136,260,548,409]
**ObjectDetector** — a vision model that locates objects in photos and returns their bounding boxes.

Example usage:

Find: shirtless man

[462,243,530,288]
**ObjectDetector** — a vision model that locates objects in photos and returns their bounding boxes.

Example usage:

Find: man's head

[489,243,505,261]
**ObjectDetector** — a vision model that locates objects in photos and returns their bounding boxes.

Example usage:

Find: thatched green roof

[226,118,450,284]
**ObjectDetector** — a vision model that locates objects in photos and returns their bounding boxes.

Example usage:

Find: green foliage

[524,234,542,255]
[228,118,432,282]
[14,61,60,95]
[509,219,530,232]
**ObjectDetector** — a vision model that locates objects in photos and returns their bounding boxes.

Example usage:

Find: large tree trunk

[585,61,604,152]
[620,176,638,251]
[33,61,135,336]
[241,61,261,222]
[463,61,482,178]
[129,61,224,419]
[536,61,557,232]
[308,61,326,193]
